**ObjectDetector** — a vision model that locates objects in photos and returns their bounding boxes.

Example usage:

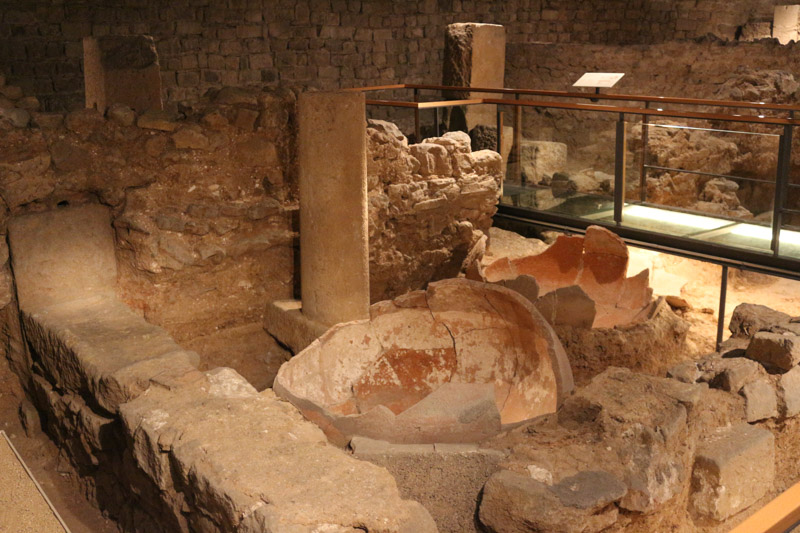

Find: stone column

[83,35,163,113]
[298,91,370,326]
[443,23,506,131]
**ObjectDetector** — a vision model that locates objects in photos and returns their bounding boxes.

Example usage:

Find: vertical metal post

[434,107,440,137]
[639,102,650,203]
[772,119,793,256]
[614,113,627,226]
[514,93,523,185]
[497,110,505,196]
[716,264,729,350]
[413,88,420,143]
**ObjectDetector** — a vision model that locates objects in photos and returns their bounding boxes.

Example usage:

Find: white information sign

[573,73,625,88]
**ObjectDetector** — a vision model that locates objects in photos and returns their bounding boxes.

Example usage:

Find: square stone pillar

[84,35,163,113]
[442,23,506,131]
[298,91,370,326]
[774,5,800,44]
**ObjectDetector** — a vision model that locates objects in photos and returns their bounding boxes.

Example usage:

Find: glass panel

[640,120,780,226]
[501,107,619,219]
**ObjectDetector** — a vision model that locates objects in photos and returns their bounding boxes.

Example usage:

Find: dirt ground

[0,359,117,533]
[627,247,800,355]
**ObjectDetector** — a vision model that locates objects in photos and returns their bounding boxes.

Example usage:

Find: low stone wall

[10,204,436,533]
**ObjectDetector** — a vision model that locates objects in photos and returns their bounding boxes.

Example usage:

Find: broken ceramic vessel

[274,278,574,445]
[479,225,655,329]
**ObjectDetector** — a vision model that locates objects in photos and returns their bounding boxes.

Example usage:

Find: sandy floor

[0,431,67,533]
[0,361,116,533]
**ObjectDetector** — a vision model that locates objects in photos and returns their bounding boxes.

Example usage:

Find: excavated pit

[274,278,574,445]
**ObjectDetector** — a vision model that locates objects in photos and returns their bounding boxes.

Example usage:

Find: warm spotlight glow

[625,205,731,231]
[730,224,800,246]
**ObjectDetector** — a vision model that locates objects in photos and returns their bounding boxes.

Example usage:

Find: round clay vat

[274,278,574,445]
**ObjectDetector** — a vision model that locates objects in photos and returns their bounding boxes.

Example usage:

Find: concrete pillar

[442,23,506,131]
[83,35,163,113]
[773,5,800,44]
[298,91,370,326]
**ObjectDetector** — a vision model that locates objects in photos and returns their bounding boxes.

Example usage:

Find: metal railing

[350,83,800,271]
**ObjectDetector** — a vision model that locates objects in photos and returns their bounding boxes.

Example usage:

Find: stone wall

[367,120,501,301]
[504,38,800,216]
[0,82,300,390]
[0,0,787,111]
[0,76,504,389]
[506,37,800,100]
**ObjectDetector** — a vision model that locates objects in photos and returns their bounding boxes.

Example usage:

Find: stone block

[84,36,163,113]
[519,140,568,184]
[729,303,790,339]
[779,365,800,417]
[22,298,200,414]
[119,368,436,532]
[667,360,700,384]
[741,21,773,41]
[354,439,503,533]
[18,399,40,437]
[742,378,778,422]
[691,424,774,521]
[774,5,800,44]
[410,142,451,176]
[480,470,622,533]
[0,107,30,128]
[8,204,117,311]
[263,299,330,354]
[137,109,178,131]
[746,331,800,371]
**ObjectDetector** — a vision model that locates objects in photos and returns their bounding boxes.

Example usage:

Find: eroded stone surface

[729,303,791,339]
[119,368,436,533]
[479,470,621,533]
[746,331,800,371]
[690,423,775,521]
[274,278,574,445]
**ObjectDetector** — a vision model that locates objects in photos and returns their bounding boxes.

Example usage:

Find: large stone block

[8,204,117,312]
[479,470,624,533]
[84,36,163,113]
[690,424,774,521]
[729,303,790,339]
[746,331,800,371]
[779,365,800,417]
[774,5,800,44]
[119,367,436,532]
[22,297,199,414]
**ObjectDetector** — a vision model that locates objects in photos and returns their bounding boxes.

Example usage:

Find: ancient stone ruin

[3,3,800,533]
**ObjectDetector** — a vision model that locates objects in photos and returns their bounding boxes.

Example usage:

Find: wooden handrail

[363,93,800,127]
[481,97,800,126]
[729,481,800,533]
[349,83,800,114]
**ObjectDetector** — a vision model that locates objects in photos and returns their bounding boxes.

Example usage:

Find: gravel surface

[0,431,67,533]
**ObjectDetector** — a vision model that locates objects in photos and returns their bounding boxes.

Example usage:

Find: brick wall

[0,0,786,111]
